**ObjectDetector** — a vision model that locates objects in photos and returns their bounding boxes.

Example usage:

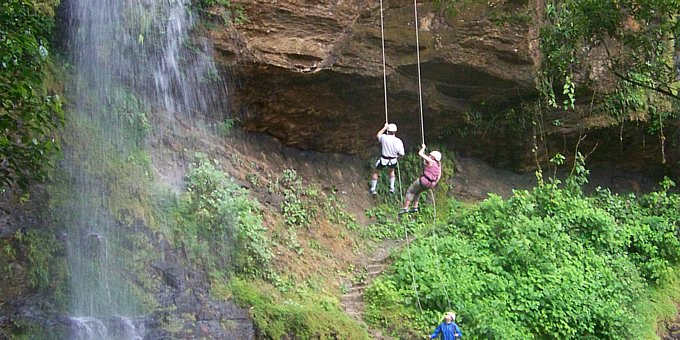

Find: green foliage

[51,110,156,228]
[323,192,360,231]
[108,87,151,141]
[367,168,680,339]
[600,177,680,283]
[364,277,418,334]
[488,5,533,26]
[2,318,65,340]
[364,203,431,240]
[13,228,63,289]
[226,277,370,339]
[538,0,680,142]
[281,169,310,227]
[179,156,274,280]
[0,227,67,302]
[0,0,64,190]
[195,0,248,25]
[201,0,231,7]
[432,0,477,16]
[278,169,318,229]
[220,118,238,136]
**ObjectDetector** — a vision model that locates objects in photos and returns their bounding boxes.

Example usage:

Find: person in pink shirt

[400,144,441,214]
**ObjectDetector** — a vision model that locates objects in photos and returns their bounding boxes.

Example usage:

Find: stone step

[341,297,363,304]
[343,289,362,295]
[346,310,363,317]
[365,263,384,270]
[349,286,366,293]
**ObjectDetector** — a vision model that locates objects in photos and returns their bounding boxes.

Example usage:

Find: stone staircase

[341,241,401,340]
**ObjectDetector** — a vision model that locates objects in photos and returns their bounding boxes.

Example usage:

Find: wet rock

[152,260,185,290]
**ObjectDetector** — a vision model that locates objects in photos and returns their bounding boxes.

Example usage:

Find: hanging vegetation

[538,0,680,161]
[0,0,64,190]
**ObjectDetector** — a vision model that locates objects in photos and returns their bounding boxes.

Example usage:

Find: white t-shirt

[378,134,405,159]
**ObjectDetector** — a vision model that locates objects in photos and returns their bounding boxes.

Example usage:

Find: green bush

[279,169,317,229]
[178,156,274,279]
[367,171,680,339]
[0,0,64,189]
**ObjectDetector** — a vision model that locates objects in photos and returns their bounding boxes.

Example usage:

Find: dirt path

[340,240,402,340]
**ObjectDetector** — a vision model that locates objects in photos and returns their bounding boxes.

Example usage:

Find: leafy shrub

[179,156,274,279]
[195,0,248,25]
[280,169,317,228]
[367,171,680,339]
[0,0,64,189]
[364,277,417,336]
[11,228,66,290]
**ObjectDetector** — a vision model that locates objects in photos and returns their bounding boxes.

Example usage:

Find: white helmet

[387,123,398,132]
[429,151,442,162]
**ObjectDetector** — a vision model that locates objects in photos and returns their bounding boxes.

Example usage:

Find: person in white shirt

[369,123,405,194]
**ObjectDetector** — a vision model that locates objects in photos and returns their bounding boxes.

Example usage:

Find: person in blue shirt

[429,312,462,339]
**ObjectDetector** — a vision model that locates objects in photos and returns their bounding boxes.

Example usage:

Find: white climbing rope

[380,0,389,125]
[412,0,426,146]
[429,191,453,310]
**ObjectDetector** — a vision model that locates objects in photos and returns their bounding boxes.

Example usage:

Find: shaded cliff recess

[211,0,678,175]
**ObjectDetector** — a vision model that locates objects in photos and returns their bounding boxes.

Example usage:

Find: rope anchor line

[377,0,451,316]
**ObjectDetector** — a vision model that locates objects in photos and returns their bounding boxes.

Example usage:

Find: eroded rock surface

[213,0,539,165]
[208,0,679,175]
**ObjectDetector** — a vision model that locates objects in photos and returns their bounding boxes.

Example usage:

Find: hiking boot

[369,189,377,195]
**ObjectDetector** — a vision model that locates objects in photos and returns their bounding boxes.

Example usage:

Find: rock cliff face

[212,0,541,166]
[210,0,676,173]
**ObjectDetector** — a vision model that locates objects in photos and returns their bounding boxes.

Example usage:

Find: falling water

[55,0,230,338]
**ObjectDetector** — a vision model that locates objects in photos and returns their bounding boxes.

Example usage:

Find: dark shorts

[375,157,397,170]
[376,162,397,170]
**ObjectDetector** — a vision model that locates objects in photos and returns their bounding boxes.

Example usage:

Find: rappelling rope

[429,191,452,310]
[402,218,424,314]
[384,0,430,316]
[380,0,405,205]
[380,0,389,125]
[378,0,440,315]
[411,0,451,314]
[412,0,425,147]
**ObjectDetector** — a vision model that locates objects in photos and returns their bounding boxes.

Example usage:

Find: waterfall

[55,0,230,338]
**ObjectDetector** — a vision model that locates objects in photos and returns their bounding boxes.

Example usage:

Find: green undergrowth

[174,154,276,280]
[0,226,69,340]
[175,156,370,337]
[365,158,680,339]
[218,277,370,339]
